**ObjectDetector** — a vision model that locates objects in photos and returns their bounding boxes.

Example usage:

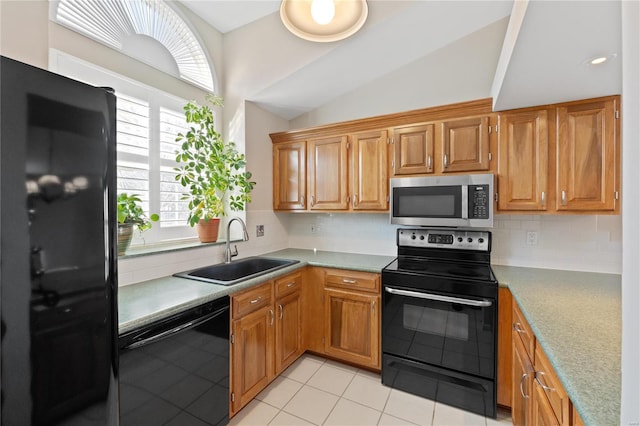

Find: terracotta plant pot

[117,223,134,256]
[197,218,221,243]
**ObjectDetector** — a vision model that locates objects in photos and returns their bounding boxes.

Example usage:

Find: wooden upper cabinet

[498,110,549,211]
[392,124,434,175]
[273,141,306,211]
[350,130,388,210]
[307,136,349,210]
[556,98,618,211]
[441,116,491,172]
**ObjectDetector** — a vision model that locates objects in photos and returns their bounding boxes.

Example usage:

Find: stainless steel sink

[174,256,299,286]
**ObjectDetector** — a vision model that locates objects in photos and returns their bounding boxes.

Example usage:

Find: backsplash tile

[119,211,621,286]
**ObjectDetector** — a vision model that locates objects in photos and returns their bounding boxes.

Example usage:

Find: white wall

[290,18,508,128]
[621,0,640,423]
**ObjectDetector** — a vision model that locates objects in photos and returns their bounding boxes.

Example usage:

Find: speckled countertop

[118,248,395,334]
[492,265,621,426]
[118,251,621,426]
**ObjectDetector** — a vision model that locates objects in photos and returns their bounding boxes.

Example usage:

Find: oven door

[382,284,496,379]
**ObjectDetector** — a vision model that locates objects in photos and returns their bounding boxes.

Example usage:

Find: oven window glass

[383,291,495,378]
[403,304,468,340]
[393,186,462,218]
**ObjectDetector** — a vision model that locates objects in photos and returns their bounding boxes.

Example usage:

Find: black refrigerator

[0,56,119,425]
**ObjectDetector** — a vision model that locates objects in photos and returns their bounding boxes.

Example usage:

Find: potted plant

[117,193,159,255]
[174,94,255,242]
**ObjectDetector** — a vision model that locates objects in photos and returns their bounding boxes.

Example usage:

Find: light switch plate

[256,225,264,237]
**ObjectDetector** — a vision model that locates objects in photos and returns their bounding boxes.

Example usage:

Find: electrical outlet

[256,225,264,237]
[526,231,538,246]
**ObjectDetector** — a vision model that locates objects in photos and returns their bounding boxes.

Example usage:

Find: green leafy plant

[174,94,256,227]
[117,193,159,232]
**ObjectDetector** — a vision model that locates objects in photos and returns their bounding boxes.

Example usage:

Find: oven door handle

[384,287,493,307]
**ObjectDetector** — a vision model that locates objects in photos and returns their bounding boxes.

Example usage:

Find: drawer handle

[513,322,526,334]
[561,190,567,206]
[250,297,263,304]
[427,155,432,170]
[535,372,556,392]
[279,304,283,320]
[286,282,296,288]
[520,373,530,399]
[270,309,274,325]
[342,279,357,284]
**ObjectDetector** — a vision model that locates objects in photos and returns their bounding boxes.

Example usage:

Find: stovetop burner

[391,256,495,282]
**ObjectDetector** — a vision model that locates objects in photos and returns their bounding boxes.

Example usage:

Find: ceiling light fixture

[280,0,368,43]
[585,53,617,66]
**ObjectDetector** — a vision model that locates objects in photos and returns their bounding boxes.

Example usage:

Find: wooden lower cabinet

[229,267,382,416]
[511,299,575,426]
[230,304,274,415]
[230,272,303,416]
[497,287,513,408]
[274,281,303,373]
[324,288,380,369]
[512,330,534,426]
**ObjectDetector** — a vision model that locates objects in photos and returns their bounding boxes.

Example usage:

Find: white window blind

[50,51,197,246]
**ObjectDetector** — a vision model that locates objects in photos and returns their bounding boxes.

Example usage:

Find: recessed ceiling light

[585,53,617,66]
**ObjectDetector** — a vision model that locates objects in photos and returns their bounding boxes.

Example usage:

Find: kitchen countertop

[118,248,395,334]
[118,250,621,426]
[492,265,621,426]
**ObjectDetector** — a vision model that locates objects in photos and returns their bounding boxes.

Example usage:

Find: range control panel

[397,228,491,252]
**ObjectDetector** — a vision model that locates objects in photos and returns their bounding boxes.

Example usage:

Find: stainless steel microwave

[389,173,494,228]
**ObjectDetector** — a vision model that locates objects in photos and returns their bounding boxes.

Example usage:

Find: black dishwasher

[119,296,230,426]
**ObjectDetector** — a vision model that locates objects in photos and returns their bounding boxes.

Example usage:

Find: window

[50,51,197,246]
[50,0,215,92]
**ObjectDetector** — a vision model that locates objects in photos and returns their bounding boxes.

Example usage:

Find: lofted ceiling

[181,0,621,120]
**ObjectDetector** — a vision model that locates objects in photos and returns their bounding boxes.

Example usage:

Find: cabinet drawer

[275,271,302,299]
[325,269,380,293]
[232,282,273,319]
[512,302,535,358]
[534,343,570,425]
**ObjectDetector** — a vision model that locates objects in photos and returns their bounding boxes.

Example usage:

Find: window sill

[118,238,232,260]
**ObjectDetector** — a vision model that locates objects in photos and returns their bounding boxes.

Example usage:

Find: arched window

[51,0,215,92]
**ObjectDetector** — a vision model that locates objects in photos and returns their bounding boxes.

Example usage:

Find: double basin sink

[174,256,299,286]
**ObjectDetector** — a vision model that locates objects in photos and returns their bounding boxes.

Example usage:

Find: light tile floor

[229,354,513,426]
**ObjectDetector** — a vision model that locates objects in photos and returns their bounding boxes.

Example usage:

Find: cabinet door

[532,380,562,426]
[498,110,549,211]
[497,287,513,408]
[441,116,491,172]
[275,290,303,374]
[350,130,388,210]
[556,98,618,211]
[307,136,349,210]
[230,305,274,415]
[392,124,434,175]
[534,344,570,425]
[512,332,534,426]
[273,141,306,210]
[324,288,379,369]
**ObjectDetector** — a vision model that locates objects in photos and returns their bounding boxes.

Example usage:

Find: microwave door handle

[385,287,493,307]
[461,185,469,219]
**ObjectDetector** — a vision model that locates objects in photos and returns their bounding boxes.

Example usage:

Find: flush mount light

[280,0,368,43]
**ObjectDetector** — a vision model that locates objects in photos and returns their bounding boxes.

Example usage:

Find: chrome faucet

[224,217,249,263]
